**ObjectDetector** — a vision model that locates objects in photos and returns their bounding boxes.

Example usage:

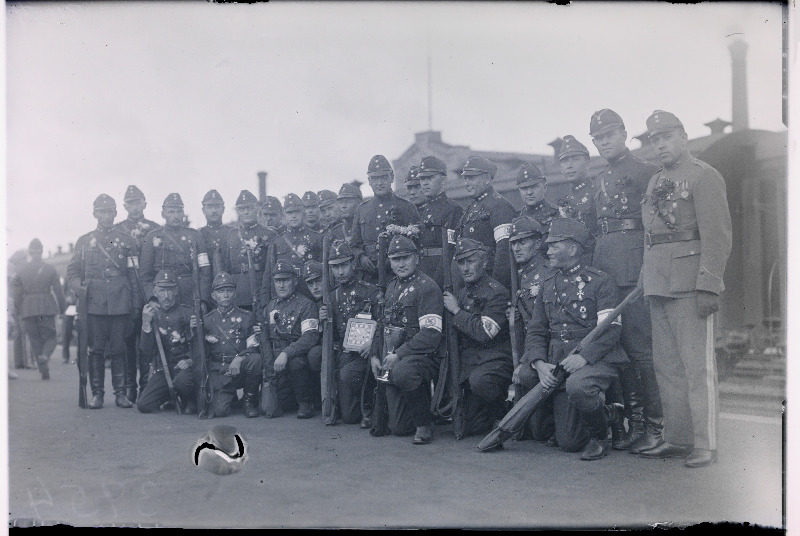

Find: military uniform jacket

[557,178,599,236]
[139,225,212,304]
[203,306,259,364]
[519,200,560,229]
[200,222,234,278]
[324,218,354,246]
[114,217,161,256]
[383,270,443,359]
[221,222,278,309]
[640,153,732,297]
[140,303,195,370]
[66,227,140,316]
[350,193,421,262]
[523,263,626,367]
[455,186,517,290]
[11,259,66,318]
[265,292,320,358]
[593,149,659,287]
[452,274,512,380]
[273,226,322,273]
[516,256,553,327]
[332,279,380,353]
[417,192,464,288]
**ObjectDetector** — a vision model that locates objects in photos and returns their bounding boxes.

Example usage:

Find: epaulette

[582,265,610,280]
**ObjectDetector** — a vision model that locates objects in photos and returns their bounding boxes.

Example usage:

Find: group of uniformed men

[16,108,729,469]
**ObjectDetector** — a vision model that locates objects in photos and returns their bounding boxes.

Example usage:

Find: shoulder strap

[90,232,124,272]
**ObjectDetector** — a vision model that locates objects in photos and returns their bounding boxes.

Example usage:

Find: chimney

[414,131,442,147]
[704,118,732,136]
[257,171,268,201]
[547,138,564,160]
[57,245,63,255]
[729,39,749,132]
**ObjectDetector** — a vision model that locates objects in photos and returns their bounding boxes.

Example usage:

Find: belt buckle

[601,220,609,234]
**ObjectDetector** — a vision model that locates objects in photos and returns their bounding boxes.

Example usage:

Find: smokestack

[729,39,749,132]
[257,171,268,201]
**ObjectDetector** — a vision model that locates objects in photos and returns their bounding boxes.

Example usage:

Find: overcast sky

[5,1,786,255]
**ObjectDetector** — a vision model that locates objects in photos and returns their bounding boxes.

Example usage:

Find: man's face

[304,206,321,228]
[511,236,540,265]
[306,278,323,300]
[368,173,394,197]
[456,253,487,284]
[263,211,282,229]
[649,129,688,167]
[319,204,341,227]
[284,209,304,230]
[547,240,578,269]
[212,287,235,309]
[591,128,628,161]
[123,199,146,220]
[420,174,445,198]
[273,276,297,299]
[330,260,355,286]
[162,206,185,227]
[94,208,116,228]
[463,173,492,198]
[236,204,259,226]
[202,202,224,225]
[519,181,547,207]
[389,253,418,279]
[405,183,426,206]
[338,198,360,219]
[154,286,178,310]
[559,154,591,181]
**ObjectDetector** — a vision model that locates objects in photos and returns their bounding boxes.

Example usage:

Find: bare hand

[370,356,382,379]
[442,292,460,315]
[176,358,193,370]
[696,291,719,318]
[360,254,376,274]
[534,361,558,389]
[318,305,328,323]
[227,355,243,376]
[142,302,159,328]
[383,352,399,370]
[359,347,371,359]
[274,352,289,373]
[560,354,587,374]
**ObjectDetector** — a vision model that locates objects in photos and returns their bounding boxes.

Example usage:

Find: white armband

[246,334,259,348]
[481,316,501,338]
[301,318,319,333]
[127,256,139,269]
[419,314,443,332]
[197,252,210,268]
[493,223,512,242]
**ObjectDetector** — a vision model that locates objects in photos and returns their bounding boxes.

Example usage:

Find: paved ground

[7,349,785,529]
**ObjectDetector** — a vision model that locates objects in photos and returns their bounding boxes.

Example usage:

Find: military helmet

[162,193,184,209]
[123,185,145,202]
[283,193,305,213]
[93,194,116,211]
[261,196,283,214]
[302,191,320,208]
[367,155,393,177]
[338,183,363,200]
[235,190,259,208]
[202,189,224,205]
[589,109,625,137]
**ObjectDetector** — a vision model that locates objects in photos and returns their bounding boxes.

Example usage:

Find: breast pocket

[669,250,700,293]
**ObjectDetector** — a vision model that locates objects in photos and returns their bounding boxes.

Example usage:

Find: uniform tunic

[417,192,463,289]
[557,179,599,236]
[220,223,278,309]
[519,199,560,229]
[273,227,323,274]
[641,153,731,451]
[11,258,67,358]
[199,222,234,279]
[454,186,517,290]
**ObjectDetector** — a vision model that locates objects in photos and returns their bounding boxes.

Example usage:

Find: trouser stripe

[705,313,717,450]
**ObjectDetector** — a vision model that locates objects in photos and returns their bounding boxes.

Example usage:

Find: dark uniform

[265,261,320,416]
[336,182,363,245]
[416,156,464,289]
[11,239,67,379]
[303,191,323,233]
[261,196,286,235]
[115,185,162,401]
[640,110,732,467]
[454,156,517,289]
[139,193,212,308]
[136,270,196,413]
[301,261,325,409]
[589,108,662,451]
[66,194,140,409]
[450,239,513,437]
[203,272,263,418]
[199,189,234,279]
[350,155,421,284]
[520,218,626,458]
[555,136,599,236]
[373,235,443,442]
[272,193,323,274]
[516,163,561,230]
[317,190,339,234]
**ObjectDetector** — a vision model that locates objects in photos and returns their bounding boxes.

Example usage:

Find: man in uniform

[302,260,325,409]
[272,193,323,279]
[115,185,162,402]
[521,218,625,460]
[443,238,513,437]
[337,183,363,244]
[136,270,197,414]
[139,193,212,311]
[517,162,560,229]
[453,156,517,290]
[66,194,140,408]
[350,155,420,284]
[265,261,320,419]
[199,189,232,279]
[639,110,732,468]
[203,272,263,418]
[371,235,443,444]
[403,166,426,207]
[302,191,324,233]
[416,156,464,289]
[261,196,285,234]
[317,190,341,233]
[11,239,67,380]
[556,136,599,236]
[589,108,663,452]
[220,190,278,311]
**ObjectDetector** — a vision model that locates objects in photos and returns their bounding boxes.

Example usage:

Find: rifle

[369,234,390,434]
[259,243,282,418]
[431,229,460,422]
[76,248,89,409]
[150,311,181,414]
[320,236,337,425]
[192,247,212,419]
[440,228,466,438]
[508,240,525,404]
[477,286,644,452]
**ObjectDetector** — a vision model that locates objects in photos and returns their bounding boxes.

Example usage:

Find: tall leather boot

[613,363,645,450]
[629,363,664,453]
[111,355,132,408]
[243,373,260,418]
[580,405,611,461]
[88,353,105,409]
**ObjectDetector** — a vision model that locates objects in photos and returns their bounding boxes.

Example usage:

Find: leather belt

[645,229,701,246]
[211,354,238,366]
[421,247,443,257]
[600,218,643,234]
[550,327,593,342]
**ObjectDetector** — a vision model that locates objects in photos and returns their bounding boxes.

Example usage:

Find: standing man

[443,238,513,437]
[115,185,161,402]
[66,194,140,408]
[371,235,443,444]
[302,260,325,409]
[272,193,323,277]
[556,136,599,237]
[639,110,731,468]
[336,183,363,245]
[11,239,67,380]
[403,166,426,207]
[453,156,517,290]
[302,191,323,233]
[261,196,285,234]
[317,190,341,233]
[199,189,232,279]
[517,163,560,229]
[416,156,463,289]
[350,155,420,284]
[589,108,662,452]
